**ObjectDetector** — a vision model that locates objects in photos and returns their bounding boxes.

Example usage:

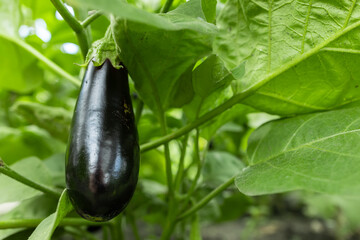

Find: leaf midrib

[235,17,360,103]
[250,128,360,166]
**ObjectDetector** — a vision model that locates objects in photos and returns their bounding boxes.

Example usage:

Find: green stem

[81,10,103,28]
[0,218,108,229]
[185,129,202,198]
[116,215,124,240]
[161,0,174,13]
[160,200,177,240]
[135,100,144,126]
[159,113,177,240]
[65,226,99,240]
[50,0,89,58]
[140,95,243,153]
[110,224,118,240]
[174,134,189,192]
[103,226,110,240]
[0,35,80,87]
[0,159,61,199]
[127,213,140,240]
[158,111,173,199]
[177,176,236,221]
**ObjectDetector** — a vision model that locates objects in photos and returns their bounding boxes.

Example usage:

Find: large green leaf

[28,189,73,240]
[70,0,215,31]
[113,16,214,112]
[236,107,360,196]
[0,157,54,203]
[215,0,360,115]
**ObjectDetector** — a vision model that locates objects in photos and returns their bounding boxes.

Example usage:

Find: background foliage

[1,0,360,239]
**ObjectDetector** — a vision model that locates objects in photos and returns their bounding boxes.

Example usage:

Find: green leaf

[0,195,57,239]
[113,16,214,112]
[203,151,245,187]
[170,0,206,20]
[70,0,205,31]
[43,153,66,188]
[0,157,54,203]
[28,189,73,240]
[193,55,234,98]
[201,0,216,23]
[214,0,360,115]
[0,126,65,165]
[168,64,194,108]
[184,85,234,123]
[236,107,360,196]
[11,101,72,142]
[0,36,43,93]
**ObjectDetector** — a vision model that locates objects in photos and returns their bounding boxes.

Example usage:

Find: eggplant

[66,59,139,222]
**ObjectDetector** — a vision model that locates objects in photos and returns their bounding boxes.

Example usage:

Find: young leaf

[28,189,73,240]
[0,157,54,203]
[236,107,360,197]
[215,0,360,115]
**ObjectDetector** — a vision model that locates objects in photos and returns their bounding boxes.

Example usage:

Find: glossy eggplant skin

[66,60,139,222]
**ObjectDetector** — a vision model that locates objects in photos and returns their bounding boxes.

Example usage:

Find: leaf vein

[282,114,319,151]
[300,0,313,53]
[256,91,327,110]
[343,0,357,28]
[252,129,360,165]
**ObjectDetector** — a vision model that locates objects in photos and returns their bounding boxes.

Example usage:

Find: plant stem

[161,0,174,13]
[0,218,108,229]
[177,176,236,221]
[103,226,110,240]
[158,111,174,199]
[188,129,202,195]
[135,100,144,126]
[127,213,140,240]
[0,159,61,199]
[0,35,80,87]
[65,226,99,240]
[140,95,243,153]
[174,134,189,192]
[50,0,89,58]
[81,10,103,28]
[160,200,177,240]
[115,215,124,240]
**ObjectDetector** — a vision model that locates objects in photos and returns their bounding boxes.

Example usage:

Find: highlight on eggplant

[65,59,140,222]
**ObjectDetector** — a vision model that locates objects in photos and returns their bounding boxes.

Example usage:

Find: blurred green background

[0,0,360,239]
